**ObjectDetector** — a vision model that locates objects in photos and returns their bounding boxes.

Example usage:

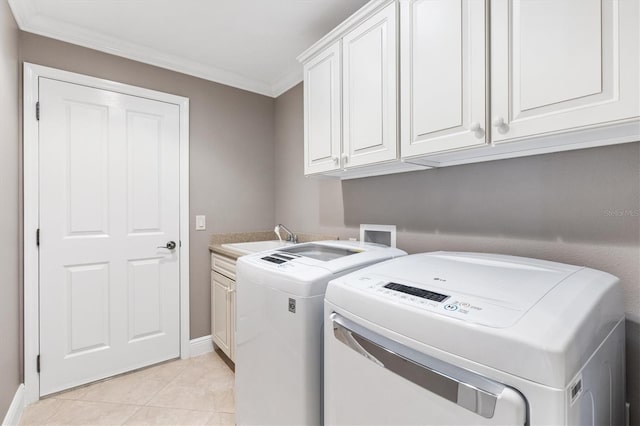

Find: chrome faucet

[275,224,298,243]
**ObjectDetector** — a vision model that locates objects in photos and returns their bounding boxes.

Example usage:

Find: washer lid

[271,241,406,274]
[236,241,406,297]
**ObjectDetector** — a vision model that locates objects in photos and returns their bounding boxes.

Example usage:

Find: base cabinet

[211,253,236,362]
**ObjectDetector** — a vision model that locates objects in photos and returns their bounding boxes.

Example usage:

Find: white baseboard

[190,335,214,357]
[2,384,24,426]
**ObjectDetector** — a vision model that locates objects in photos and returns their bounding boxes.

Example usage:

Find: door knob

[158,241,177,250]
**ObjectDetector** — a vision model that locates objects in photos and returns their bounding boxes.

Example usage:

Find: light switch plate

[195,215,206,231]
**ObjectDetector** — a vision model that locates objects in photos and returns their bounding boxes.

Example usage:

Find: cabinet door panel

[491,0,640,142]
[343,2,398,167]
[304,41,342,175]
[401,0,487,157]
[211,272,231,357]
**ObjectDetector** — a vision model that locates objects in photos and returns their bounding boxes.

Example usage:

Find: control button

[444,304,458,311]
[459,302,470,308]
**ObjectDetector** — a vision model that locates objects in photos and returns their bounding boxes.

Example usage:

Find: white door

[38,77,181,396]
[400,0,487,157]
[303,41,342,175]
[342,2,398,168]
[491,0,640,142]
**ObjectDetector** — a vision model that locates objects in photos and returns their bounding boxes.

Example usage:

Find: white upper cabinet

[299,0,639,175]
[342,2,398,168]
[400,0,487,157]
[303,41,342,175]
[491,0,640,142]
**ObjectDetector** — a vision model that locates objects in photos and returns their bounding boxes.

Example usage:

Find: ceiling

[8,0,369,97]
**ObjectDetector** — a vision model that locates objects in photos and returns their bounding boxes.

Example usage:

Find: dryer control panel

[350,274,524,328]
[383,282,449,302]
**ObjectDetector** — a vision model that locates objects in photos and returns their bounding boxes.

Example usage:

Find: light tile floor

[20,352,235,426]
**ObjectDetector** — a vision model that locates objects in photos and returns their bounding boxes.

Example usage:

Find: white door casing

[303,41,342,175]
[23,63,190,404]
[491,0,640,142]
[400,0,487,157]
[342,1,398,168]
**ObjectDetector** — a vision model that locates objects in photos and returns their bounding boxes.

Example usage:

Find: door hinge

[37,355,40,373]
[36,102,40,121]
[179,240,182,247]
[36,228,40,247]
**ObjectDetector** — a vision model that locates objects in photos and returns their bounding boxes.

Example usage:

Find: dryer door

[325,313,528,425]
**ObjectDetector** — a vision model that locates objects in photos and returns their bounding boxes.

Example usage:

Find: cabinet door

[303,41,342,175]
[400,0,487,157]
[211,272,232,358]
[343,2,398,168]
[491,0,640,142]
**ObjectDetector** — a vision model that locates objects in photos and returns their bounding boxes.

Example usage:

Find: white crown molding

[297,0,393,64]
[271,66,303,98]
[9,0,291,97]
[7,0,37,28]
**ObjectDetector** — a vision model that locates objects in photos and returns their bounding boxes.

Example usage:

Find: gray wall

[275,83,640,423]
[19,32,276,339]
[0,0,20,418]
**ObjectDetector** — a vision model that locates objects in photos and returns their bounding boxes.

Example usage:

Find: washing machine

[235,240,406,426]
[324,252,626,425]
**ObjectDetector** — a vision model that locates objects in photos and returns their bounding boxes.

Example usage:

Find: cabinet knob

[492,117,509,134]
[332,156,339,165]
[470,122,484,139]
[341,153,349,164]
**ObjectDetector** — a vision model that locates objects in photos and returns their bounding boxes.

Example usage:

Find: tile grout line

[142,360,191,409]
[118,403,145,426]
[19,398,64,425]
[28,355,231,424]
